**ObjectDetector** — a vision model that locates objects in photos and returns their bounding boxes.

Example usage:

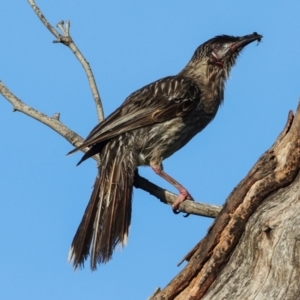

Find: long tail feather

[68,176,100,268]
[68,140,136,270]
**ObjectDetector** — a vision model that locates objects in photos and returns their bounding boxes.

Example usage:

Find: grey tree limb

[0,80,220,218]
[27,0,104,122]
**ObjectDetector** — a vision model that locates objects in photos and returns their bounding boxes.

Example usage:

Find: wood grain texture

[202,171,300,300]
[150,103,300,300]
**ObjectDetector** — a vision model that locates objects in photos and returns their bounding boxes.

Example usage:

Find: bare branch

[0,81,83,148]
[0,81,221,218]
[134,175,221,218]
[27,0,104,122]
[27,0,60,40]
[4,2,221,220]
[67,34,104,122]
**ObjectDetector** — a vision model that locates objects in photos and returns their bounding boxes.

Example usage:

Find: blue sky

[1,1,300,299]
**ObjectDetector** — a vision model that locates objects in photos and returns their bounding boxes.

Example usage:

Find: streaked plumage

[68,33,262,269]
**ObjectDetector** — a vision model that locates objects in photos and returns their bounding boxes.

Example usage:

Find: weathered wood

[134,175,221,218]
[150,102,300,300]
[202,170,300,300]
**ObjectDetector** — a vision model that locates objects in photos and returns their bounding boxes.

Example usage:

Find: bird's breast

[134,106,217,166]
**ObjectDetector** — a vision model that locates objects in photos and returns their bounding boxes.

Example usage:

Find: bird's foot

[172,187,194,217]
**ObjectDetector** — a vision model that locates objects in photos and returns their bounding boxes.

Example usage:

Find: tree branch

[0,81,83,147]
[134,175,220,218]
[1,1,221,219]
[0,81,221,218]
[27,0,104,122]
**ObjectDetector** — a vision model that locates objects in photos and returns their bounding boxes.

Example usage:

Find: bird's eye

[214,43,221,50]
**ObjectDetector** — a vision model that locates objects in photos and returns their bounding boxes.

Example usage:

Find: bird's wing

[68,76,202,154]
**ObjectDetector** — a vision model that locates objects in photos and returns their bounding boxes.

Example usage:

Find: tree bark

[150,103,300,300]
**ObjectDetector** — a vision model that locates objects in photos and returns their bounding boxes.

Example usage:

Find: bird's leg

[150,162,193,213]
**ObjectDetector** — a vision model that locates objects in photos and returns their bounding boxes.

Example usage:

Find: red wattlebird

[68,32,262,270]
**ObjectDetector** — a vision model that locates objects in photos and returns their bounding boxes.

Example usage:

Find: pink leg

[151,163,193,211]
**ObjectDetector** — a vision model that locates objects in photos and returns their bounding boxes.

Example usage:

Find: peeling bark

[150,103,300,300]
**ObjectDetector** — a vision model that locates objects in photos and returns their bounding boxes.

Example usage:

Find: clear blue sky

[1,1,300,299]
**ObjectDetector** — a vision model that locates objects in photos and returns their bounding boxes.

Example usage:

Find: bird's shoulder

[98,75,202,134]
[123,75,202,108]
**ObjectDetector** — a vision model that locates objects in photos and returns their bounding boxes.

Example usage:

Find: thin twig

[27,0,104,122]
[0,81,221,217]
[0,81,83,147]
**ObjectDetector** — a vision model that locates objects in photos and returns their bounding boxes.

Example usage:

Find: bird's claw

[172,208,181,214]
[172,208,190,217]
[172,188,193,216]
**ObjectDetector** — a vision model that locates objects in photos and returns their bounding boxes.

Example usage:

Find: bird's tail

[68,141,137,270]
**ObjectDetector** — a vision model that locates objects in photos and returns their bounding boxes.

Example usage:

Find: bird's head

[203,33,262,70]
[182,32,262,82]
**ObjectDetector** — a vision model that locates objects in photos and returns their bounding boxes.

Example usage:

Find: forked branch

[0,80,220,218]
[27,0,104,122]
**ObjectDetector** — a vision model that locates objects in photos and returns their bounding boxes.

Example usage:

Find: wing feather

[68,76,202,155]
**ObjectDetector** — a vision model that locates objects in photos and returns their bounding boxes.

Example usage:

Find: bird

[68,32,262,270]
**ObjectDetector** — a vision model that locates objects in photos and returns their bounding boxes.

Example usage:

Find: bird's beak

[230,32,263,51]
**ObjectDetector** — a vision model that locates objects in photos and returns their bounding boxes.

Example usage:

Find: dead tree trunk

[150,103,300,300]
